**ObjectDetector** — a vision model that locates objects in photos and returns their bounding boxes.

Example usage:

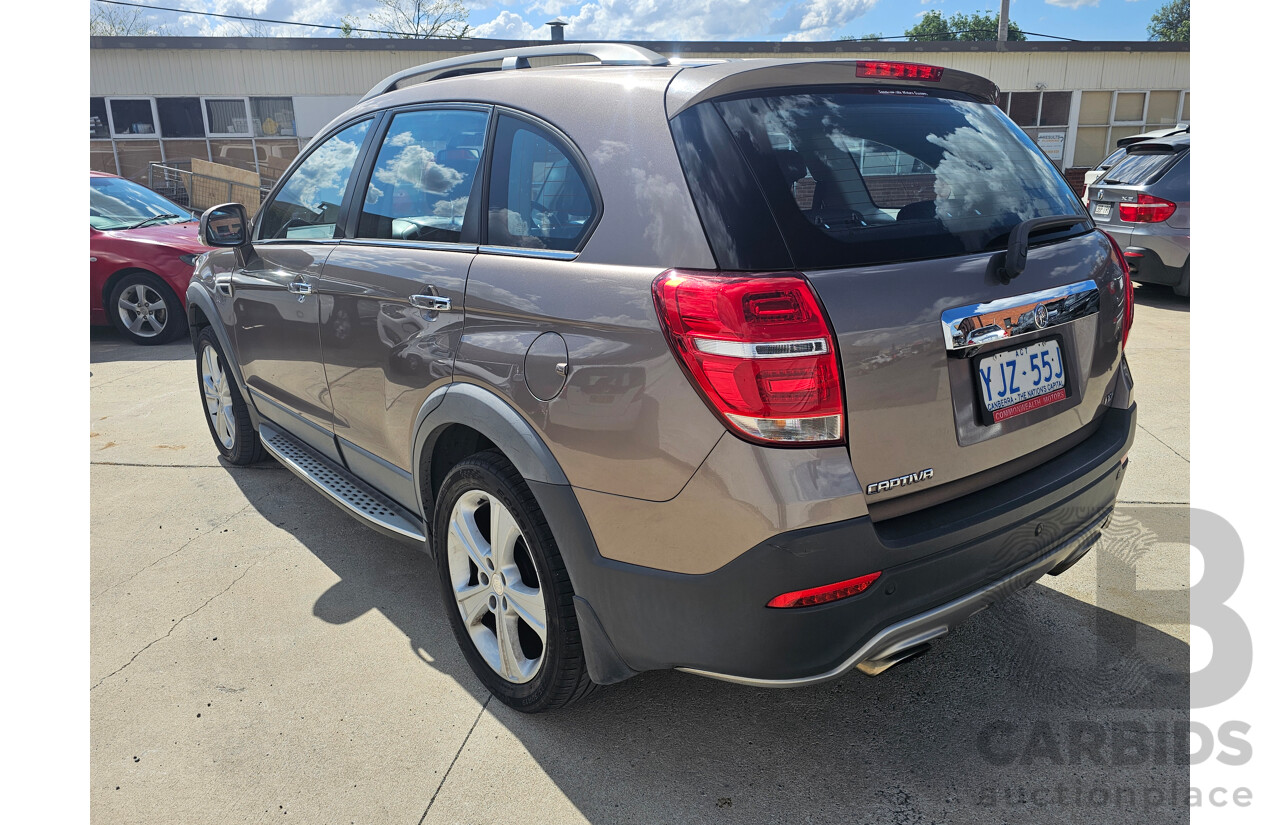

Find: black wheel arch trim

[185,281,259,430]
[411,382,571,526]
[409,382,637,683]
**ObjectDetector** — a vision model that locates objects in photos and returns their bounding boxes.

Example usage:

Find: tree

[365,0,471,39]
[904,10,1025,42]
[840,32,884,41]
[340,15,365,38]
[90,4,168,36]
[1148,0,1189,42]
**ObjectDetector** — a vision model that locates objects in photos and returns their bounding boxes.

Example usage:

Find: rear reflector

[856,61,944,82]
[1117,193,1177,223]
[767,572,882,608]
[652,270,844,445]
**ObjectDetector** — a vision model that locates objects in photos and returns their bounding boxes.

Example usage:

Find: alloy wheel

[117,282,169,338]
[201,344,235,450]
[446,490,547,684]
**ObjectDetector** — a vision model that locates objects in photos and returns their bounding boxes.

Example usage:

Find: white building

[90,35,1189,191]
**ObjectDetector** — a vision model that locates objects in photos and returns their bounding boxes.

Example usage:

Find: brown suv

[188,44,1136,712]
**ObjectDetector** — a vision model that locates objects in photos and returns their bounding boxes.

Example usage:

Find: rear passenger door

[318,105,489,509]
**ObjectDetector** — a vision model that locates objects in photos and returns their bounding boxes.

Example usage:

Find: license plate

[976,340,1067,423]
[1093,201,1112,218]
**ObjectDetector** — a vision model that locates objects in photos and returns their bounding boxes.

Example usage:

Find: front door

[231,118,374,460]
[319,106,490,508]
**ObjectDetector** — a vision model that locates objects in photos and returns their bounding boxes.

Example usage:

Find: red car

[90,172,212,345]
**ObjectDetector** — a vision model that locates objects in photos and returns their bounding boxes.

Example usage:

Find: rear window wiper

[999,215,1092,283]
[126,213,182,230]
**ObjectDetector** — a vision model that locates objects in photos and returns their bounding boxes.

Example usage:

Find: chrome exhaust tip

[855,642,933,676]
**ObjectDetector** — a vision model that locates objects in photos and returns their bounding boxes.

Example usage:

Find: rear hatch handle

[999,215,1092,283]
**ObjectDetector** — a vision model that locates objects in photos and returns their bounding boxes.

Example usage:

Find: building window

[996,91,1071,167]
[251,97,297,137]
[1039,92,1071,127]
[90,141,117,175]
[1072,90,1190,168]
[1000,91,1071,129]
[157,98,205,138]
[1113,92,1146,123]
[108,98,157,137]
[205,98,252,137]
[91,98,110,139]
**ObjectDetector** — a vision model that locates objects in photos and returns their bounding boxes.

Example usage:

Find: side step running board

[259,421,427,546]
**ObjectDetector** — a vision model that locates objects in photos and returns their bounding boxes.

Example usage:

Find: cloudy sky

[90,0,1172,42]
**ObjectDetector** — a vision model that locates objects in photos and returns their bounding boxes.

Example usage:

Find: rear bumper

[1123,245,1185,285]
[535,403,1136,685]
[681,508,1110,686]
[1099,225,1188,284]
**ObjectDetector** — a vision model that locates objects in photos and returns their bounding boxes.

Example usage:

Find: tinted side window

[487,116,595,252]
[357,108,489,243]
[258,119,371,241]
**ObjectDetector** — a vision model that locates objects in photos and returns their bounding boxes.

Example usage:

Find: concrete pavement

[90,284,1189,824]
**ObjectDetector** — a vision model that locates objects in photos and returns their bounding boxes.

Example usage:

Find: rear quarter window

[485,115,597,252]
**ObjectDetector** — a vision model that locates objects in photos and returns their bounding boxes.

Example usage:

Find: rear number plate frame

[973,337,1070,425]
[1093,201,1112,218]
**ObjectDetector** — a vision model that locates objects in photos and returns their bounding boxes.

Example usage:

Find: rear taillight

[1117,193,1176,223]
[856,61,944,82]
[1103,233,1135,349]
[652,270,844,445]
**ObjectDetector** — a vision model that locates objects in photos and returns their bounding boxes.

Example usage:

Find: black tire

[433,450,597,712]
[195,327,265,465]
[108,271,188,345]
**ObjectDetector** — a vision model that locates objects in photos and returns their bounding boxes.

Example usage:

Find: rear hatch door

[703,86,1128,511]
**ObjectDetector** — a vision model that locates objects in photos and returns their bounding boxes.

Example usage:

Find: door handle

[288,281,314,295]
[410,294,452,311]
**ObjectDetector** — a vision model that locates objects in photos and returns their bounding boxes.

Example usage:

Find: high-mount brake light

[652,270,844,446]
[767,572,882,608]
[1103,233,1135,349]
[856,61,944,82]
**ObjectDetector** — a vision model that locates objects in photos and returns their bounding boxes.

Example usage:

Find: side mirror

[199,203,250,248]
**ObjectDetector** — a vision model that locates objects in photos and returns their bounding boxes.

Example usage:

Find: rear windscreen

[678,87,1088,270]
[1102,150,1183,186]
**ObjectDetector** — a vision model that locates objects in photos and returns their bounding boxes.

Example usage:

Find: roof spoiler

[665,59,1001,118]
[360,43,670,102]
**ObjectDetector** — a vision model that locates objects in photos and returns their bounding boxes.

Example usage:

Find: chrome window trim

[940,280,1100,351]
[252,238,343,247]
[478,245,579,261]
[339,238,479,253]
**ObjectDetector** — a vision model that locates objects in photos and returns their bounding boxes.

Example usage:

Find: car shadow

[90,327,192,364]
[225,466,1190,824]
[1133,283,1188,312]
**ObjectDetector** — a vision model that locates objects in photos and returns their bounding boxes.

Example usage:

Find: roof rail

[360,43,671,102]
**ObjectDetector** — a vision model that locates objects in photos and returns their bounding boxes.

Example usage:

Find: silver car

[1081,123,1189,199]
[1086,133,1190,297]
[186,43,1136,712]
